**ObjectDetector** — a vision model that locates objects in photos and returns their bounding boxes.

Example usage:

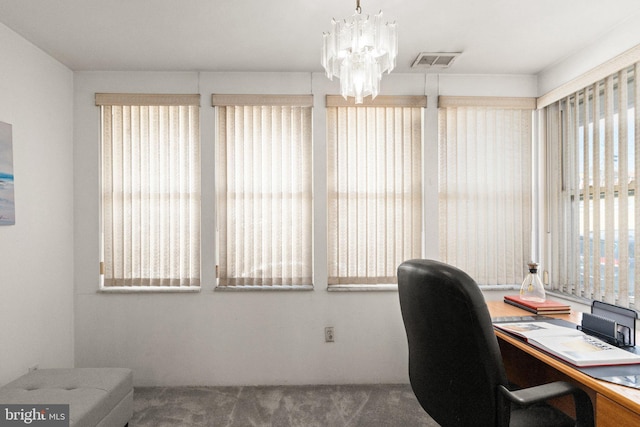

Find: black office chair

[397,259,594,427]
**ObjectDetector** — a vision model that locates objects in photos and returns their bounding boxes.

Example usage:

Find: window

[97,93,201,289]
[546,64,640,308]
[438,97,536,285]
[213,94,313,289]
[326,96,425,287]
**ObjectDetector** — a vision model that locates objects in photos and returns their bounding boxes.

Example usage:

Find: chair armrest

[499,382,594,427]
[499,381,578,406]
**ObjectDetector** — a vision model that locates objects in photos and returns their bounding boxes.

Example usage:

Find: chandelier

[321,0,398,104]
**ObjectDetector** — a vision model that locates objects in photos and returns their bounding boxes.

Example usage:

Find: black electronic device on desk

[576,301,640,390]
[578,300,637,348]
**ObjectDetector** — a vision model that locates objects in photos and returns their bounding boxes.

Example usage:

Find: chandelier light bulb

[322,1,397,104]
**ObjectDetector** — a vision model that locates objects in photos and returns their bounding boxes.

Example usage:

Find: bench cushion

[0,368,132,427]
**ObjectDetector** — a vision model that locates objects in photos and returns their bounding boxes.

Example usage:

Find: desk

[488,301,640,426]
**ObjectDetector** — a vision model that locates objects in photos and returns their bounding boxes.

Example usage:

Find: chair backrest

[398,259,510,427]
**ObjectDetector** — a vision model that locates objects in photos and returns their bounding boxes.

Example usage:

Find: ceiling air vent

[411,52,461,69]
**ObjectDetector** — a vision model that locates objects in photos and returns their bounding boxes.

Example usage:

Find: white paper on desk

[494,321,583,340]
[531,334,640,367]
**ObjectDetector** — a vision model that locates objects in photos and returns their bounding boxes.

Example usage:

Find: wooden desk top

[487,300,640,414]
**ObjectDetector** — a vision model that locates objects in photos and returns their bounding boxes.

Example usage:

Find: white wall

[73,70,536,386]
[0,23,75,386]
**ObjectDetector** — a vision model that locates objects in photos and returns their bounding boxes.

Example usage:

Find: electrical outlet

[325,326,335,342]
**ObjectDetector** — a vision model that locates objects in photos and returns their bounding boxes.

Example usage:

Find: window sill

[214,285,314,292]
[328,284,398,292]
[99,286,201,293]
[544,290,593,306]
[478,284,520,291]
[327,284,521,292]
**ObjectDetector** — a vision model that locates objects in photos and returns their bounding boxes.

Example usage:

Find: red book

[504,294,571,314]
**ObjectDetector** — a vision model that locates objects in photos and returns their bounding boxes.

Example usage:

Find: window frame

[437,96,537,286]
[212,94,314,291]
[97,93,202,293]
[326,95,426,289]
[545,64,640,308]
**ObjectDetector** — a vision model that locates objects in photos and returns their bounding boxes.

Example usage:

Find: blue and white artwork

[0,121,15,225]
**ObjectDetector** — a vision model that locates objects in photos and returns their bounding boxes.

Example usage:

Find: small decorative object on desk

[520,262,546,302]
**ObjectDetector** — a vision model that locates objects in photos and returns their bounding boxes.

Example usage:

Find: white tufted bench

[0,368,132,427]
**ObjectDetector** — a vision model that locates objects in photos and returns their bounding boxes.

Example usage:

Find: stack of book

[504,295,571,315]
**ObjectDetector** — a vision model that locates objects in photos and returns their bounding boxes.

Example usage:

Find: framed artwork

[0,121,15,225]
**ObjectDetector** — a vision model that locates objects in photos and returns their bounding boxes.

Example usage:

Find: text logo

[0,405,69,426]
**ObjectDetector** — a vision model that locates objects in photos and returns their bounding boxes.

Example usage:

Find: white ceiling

[0,0,639,75]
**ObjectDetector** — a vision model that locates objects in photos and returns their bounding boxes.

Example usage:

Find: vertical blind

[326,96,425,285]
[546,64,640,308]
[214,95,313,287]
[438,97,536,285]
[97,93,201,288]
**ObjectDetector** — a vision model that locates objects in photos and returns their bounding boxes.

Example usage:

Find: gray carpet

[131,384,439,426]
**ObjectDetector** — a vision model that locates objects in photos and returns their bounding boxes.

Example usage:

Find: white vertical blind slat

[618,70,630,306]
[582,89,591,298]
[604,76,616,303]
[592,86,603,301]
[635,63,640,305]
[568,93,581,294]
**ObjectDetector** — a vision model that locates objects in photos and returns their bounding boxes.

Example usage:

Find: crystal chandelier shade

[321,1,397,104]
